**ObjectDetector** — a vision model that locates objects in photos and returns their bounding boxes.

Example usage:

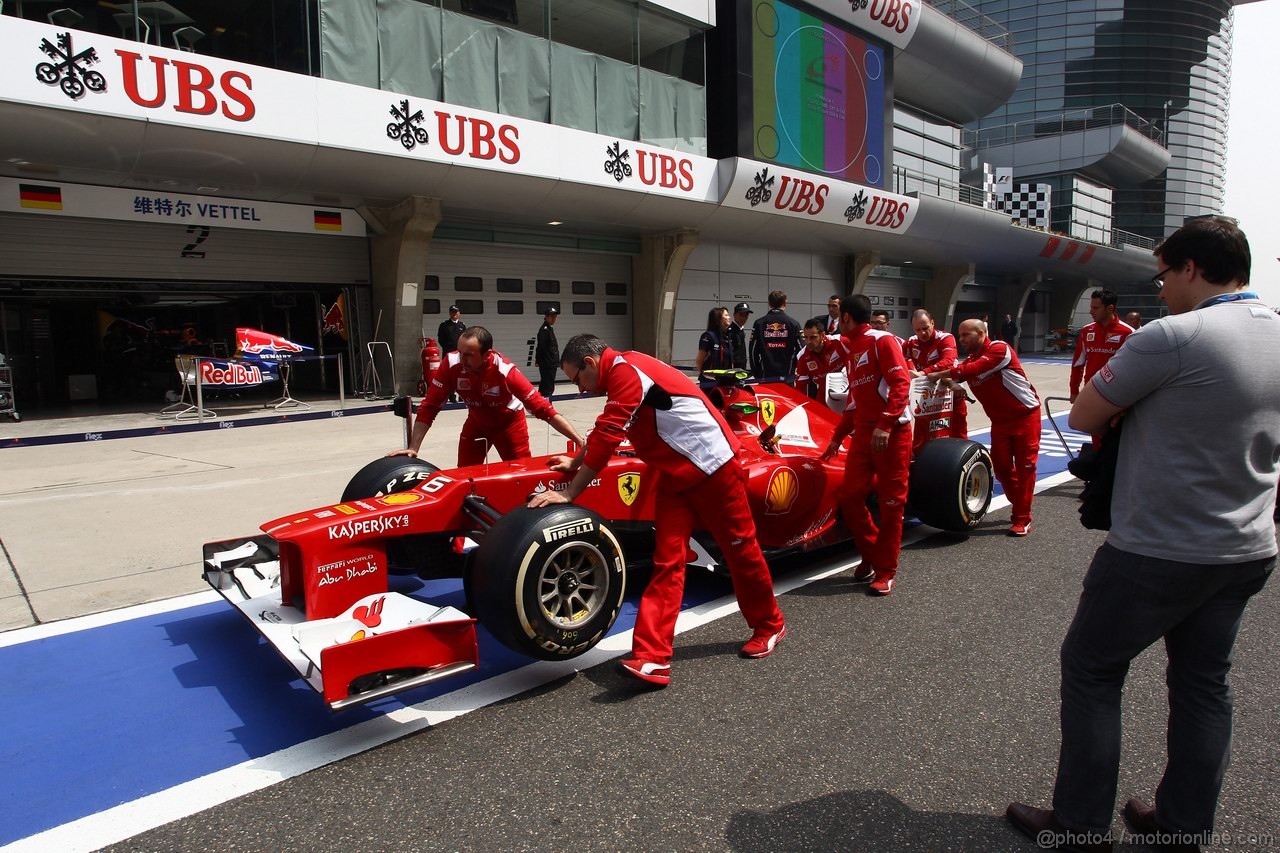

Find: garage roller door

[424,242,633,369]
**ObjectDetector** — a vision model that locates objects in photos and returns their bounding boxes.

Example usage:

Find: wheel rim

[962,459,992,514]
[537,541,610,628]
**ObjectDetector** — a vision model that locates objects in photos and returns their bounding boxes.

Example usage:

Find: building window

[497,300,524,314]
[455,276,483,292]
[572,302,595,315]
[423,299,441,314]
[572,281,595,295]
[496,278,523,293]
[455,299,484,314]
[536,300,561,315]
[425,275,440,291]
[536,279,561,293]
[606,303,628,315]
[605,282,627,296]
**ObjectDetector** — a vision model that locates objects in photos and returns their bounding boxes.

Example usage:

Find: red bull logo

[199,361,263,385]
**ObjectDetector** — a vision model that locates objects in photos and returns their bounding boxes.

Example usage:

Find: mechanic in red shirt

[1069,288,1135,402]
[902,308,968,452]
[528,334,786,687]
[391,326,584,467]
[938,319,1041,537]
[821,294,913,596]
[794,319,844,400]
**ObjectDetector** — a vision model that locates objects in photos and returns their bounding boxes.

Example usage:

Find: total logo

[326,514,411,540]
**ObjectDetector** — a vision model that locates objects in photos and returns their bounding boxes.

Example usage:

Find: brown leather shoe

[1005,803,1113,852]
[1123,798,1202,852]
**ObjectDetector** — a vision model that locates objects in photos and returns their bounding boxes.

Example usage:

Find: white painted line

[0,590,220,648]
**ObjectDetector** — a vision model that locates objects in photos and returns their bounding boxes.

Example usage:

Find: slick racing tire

[908,438,993,532]
[470,505,626,661]
[341,456,440,501]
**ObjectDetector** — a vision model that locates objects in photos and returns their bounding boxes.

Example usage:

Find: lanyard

[1197,291,1259,309]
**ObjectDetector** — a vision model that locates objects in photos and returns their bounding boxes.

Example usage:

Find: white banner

[0,177,366,236]
[718,158,919,234]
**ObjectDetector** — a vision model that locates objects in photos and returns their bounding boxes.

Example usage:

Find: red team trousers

[457,413,531,466]
[989,411,1040,527]
[840,424,912,576]
[632,460,785,665]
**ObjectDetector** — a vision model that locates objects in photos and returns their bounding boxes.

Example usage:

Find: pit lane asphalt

[105,500,1279,849]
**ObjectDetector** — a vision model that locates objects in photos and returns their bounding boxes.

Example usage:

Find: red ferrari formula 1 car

[203,378,993,710]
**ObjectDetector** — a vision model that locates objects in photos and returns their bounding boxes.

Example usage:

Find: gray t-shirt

[1091,295,1280,563]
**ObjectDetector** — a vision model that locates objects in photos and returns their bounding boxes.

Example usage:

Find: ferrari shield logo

[761,399,776,426]
[617,472,641,506]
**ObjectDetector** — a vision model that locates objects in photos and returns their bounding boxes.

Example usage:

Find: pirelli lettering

[543,518,595,543]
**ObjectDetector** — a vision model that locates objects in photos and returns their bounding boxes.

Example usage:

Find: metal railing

[890,165,1159,252]
[963,103,1164,150]
[926,0,1013,53]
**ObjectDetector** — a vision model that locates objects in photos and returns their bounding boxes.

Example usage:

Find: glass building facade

[966,0,1235,241]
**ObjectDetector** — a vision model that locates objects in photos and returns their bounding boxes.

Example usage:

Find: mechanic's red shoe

[618,658,671,686]
[1009,522,1031,537]
[869,572,896,596]
[740,624,787,658]
[851,562,875,583]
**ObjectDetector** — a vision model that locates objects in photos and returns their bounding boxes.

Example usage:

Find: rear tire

[908,438,993,532]
[341,456,440,501]
[469,505,626,660]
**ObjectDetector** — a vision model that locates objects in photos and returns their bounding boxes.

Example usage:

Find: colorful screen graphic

[752,0,887,186]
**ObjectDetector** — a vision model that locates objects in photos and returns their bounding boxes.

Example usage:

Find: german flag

[313,210,342,232]
[19,184,63,211]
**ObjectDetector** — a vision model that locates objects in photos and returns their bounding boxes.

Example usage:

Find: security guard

[535,306,560,397]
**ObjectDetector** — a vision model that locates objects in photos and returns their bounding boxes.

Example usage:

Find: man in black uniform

[437,306,465,355]
[728,303,752,370]
[535,306,560,397]
[750,290,802,379]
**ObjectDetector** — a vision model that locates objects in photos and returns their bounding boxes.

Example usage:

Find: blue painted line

[0,417,1087,845]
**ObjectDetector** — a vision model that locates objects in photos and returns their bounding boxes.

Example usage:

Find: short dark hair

[768,290,787,309]
[459,326,492,352]
[560,333,607,368]
[1154,215,1251,285]
[803,318,825,333]
[1090,289,1118,308]
[910,308,933,323]
[840,293,873,325]
[871,309,891,322]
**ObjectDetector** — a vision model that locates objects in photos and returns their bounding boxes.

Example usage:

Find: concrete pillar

[365,197,444,395]
[847,250,881,295]
[633,228,699,361]
[923,263,974,332]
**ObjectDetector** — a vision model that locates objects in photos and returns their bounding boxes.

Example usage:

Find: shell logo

[764,467,799,515]
[378,492,424,506]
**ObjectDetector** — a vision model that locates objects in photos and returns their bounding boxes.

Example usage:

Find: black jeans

[1052,542,1273,833]
[538,364,556,398]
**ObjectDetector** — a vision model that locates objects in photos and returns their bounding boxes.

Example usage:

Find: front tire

[908,438,993,532]
[469,505,626,660]
[341,456,440,501]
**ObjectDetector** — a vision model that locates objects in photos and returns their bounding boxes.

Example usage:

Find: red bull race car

[203,377,993,710]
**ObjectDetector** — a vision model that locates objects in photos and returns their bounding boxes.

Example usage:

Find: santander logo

[116,49,255,121]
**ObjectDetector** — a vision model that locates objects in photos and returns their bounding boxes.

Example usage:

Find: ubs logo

[36,31,106,100]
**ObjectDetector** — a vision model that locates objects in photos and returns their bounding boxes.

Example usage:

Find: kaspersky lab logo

[36,31,107,101]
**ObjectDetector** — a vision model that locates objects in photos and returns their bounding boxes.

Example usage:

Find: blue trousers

[1052,542,1273,833]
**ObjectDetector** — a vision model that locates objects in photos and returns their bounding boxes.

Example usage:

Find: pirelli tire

[470,505,626,661]
[341,456,441,501]
[908,438,994,532]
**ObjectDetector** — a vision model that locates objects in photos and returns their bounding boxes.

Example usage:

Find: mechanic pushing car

[821,294,913,596]
[903,308,969,451]
[527,333,786,687]
[935,318,1041,537]
[390,326,584,466]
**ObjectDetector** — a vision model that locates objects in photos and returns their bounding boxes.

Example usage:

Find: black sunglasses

[1150,267,1172,289]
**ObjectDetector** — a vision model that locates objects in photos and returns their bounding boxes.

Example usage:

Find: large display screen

[751,0,887,186]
